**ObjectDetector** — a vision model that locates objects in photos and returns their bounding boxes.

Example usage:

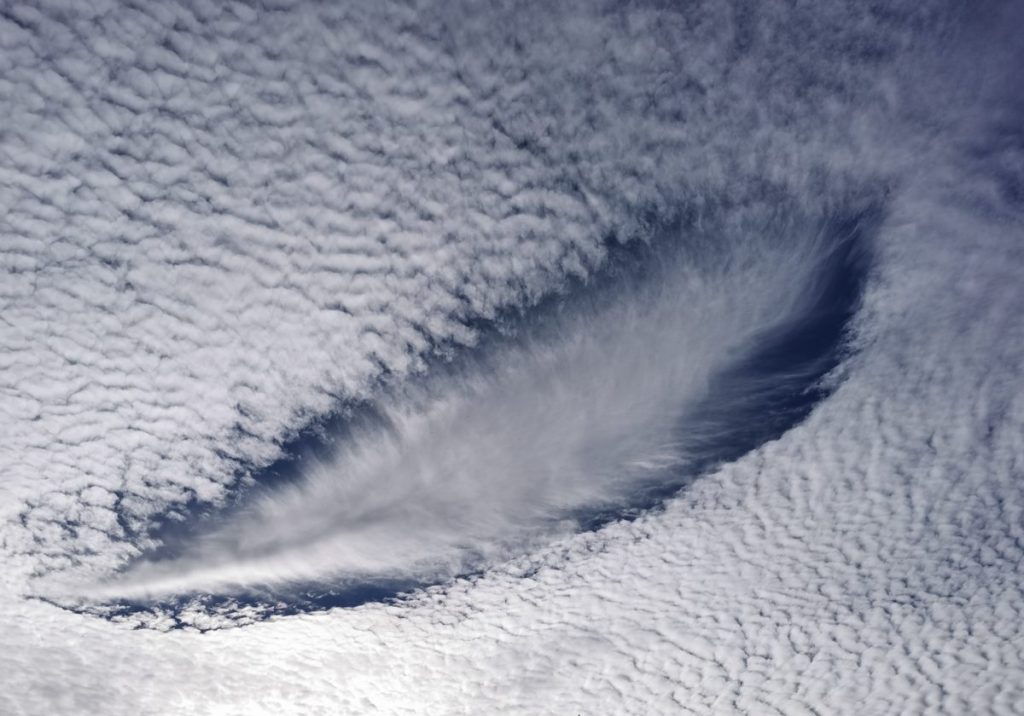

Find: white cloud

[1,0,1023,714]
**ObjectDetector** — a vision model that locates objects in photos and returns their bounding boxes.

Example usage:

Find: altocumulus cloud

[1,0,1023,714]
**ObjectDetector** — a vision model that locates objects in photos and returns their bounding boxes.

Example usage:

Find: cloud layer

[1,0,1023,714]
[2,0,905,586]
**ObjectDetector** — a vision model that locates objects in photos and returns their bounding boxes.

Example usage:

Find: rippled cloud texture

[2,0,1023,713]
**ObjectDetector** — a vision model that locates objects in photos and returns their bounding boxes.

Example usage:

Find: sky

[1,0,1023,713]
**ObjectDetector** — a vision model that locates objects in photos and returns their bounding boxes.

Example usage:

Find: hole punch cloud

[3,0,1024,712]
[76,206,875,605]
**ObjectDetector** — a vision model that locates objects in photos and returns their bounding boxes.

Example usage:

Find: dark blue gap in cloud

[87,205,879,627]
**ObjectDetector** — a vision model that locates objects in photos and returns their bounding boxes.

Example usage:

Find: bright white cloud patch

[1,0,1023,714]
